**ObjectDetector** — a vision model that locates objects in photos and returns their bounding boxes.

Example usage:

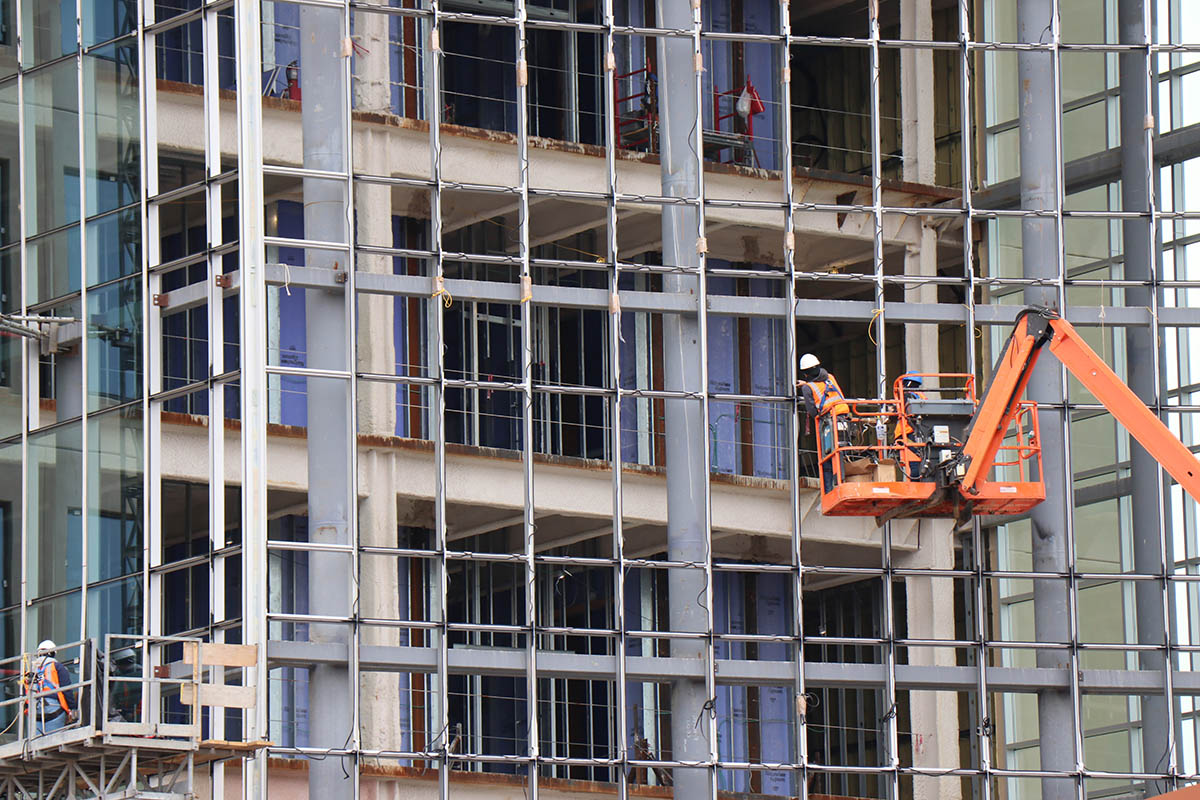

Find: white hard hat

[800,353,821,370]
[36,640,56,656]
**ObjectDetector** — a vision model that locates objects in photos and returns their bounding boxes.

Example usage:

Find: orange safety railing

[815,374,1045,520]
[989,400,1042,480]
[814,398,901,490]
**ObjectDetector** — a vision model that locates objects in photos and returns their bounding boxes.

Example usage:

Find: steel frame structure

[4,0,1200,798]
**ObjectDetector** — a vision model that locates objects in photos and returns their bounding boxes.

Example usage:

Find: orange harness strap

[46,662,71,715]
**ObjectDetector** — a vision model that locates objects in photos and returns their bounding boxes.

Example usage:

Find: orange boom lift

[817,306,1200,526]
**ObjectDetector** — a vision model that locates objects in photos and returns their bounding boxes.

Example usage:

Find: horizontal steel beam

[154,266,1200,327]
[268,640,1200,694]
[974,121,1200,208]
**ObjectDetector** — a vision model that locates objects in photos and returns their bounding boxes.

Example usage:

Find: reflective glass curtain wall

[0,0,145,668]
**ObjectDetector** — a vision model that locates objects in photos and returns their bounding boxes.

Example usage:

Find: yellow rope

[867,307,884,345]
[432,276,453,308]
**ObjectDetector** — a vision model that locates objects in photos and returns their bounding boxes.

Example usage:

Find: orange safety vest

[26,660,71,717]
[805,374,850,417]
[896,390,926,439]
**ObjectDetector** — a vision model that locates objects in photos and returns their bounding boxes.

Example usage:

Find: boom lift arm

[957,306,1200,503]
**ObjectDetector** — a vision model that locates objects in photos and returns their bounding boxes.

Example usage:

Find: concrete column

[1118,0,1174,780]
[898,21,951,792]
[1017,0,1075,793]
[353,11,405,757]
[899,522,962,800]
[655,0,709,796]
[900,0,939,374]
[300,6,354,793]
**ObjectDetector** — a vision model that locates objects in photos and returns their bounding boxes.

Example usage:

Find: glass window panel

[27,423,83,598]
[984,51,1018,127]
[42,295,83,425]
[1073,498,1127,573]
[87,276,142,411]
[1070,411,1119,478]
[1183,71,1200,130]
[1059,0,1106,44]
[84,39,140,218]
[21,0,74,68]
[88,407,142,582]
[24,59,81,237]
[86,206,140,287]
[162,562,208,634]
[1060,52,1107,104]
[27,590,81,652]
[0,79,16,243]
[0,606,16,669]
[27,225,81,304]
[87,575,142,639]
[0,247,20,439]
[0,0,15,81]
[1062,102,1110,163]
[0,441,20,614]
[83,0,136,48]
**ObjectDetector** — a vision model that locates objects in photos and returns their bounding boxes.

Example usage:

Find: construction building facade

[0,0,1198,797]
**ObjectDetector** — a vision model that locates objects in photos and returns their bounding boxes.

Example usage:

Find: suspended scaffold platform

[0,635,267,799]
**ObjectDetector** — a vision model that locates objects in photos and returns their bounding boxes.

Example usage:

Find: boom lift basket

[816,373,1045,522]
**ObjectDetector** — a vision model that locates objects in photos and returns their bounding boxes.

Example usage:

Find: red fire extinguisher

[286,61,301,101]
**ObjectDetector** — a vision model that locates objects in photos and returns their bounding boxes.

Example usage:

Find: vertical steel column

[778,3,808,797]
[15,0,28,683]
[141,0,162,733]
[867,0,900,795]
[1119,0,1172,783]
[424,4,452,799]
[234,0,269,796]
[201,5,227,796]
[513,0,541,794]
[599,3,628,796]
[958,3,990,794]
[72,0,90,650]
[655,0,709,796]
[341,3,363,797]
[299,6,353,794]
[1017,0,1073,792]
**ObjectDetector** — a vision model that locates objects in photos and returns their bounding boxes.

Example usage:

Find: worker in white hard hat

[23,640,76,735]
[797,354,850,492]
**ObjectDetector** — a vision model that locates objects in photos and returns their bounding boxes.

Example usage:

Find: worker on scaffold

[797,353,850,492]
[23,640,77,736]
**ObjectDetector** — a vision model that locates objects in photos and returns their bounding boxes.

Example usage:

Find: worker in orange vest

[24,640,77,736]
[798,354,850,491]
